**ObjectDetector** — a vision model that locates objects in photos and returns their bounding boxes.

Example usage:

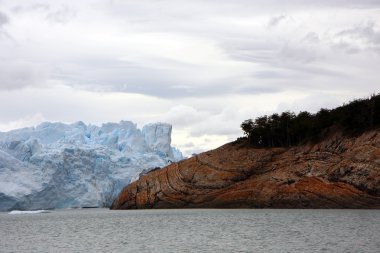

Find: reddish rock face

[111,131,380,209]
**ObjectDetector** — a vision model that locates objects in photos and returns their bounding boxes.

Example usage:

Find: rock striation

[111,130,380,209]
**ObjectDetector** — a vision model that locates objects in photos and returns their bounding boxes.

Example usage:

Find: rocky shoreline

[111,130,380,209]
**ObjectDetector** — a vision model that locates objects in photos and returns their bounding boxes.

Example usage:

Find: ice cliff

[0,121,182,211]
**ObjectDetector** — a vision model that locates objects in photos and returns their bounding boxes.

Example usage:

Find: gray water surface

[0,208,379,252]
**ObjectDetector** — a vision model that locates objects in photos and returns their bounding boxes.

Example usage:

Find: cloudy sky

[0,0,379,156]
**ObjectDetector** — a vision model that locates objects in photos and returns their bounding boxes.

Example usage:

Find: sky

[0,0,379,156]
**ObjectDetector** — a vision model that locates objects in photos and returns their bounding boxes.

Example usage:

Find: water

[0,209,379,252]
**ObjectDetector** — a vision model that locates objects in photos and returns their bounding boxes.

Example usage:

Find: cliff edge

[111,130,380,209]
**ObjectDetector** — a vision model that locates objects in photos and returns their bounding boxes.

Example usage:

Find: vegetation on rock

[241,93,380,147]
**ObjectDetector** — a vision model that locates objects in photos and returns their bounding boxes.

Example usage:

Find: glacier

[0,121,182,211]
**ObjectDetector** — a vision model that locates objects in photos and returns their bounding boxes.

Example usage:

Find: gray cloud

[0,11,9,38]
[50,56,280,98]
[0,0,379,156]
[338,22,380,42]
[0,15,15,44]
[0,0,379,98]
[277,92,345,113]
[0,11,9,26]
[254,70,294,80]
[334,21,380,54]
[11,3,50,13]
[163,105,208,127]
[10,2,74,24]
[181,142,195,148]
[46,5,75,24]
[268,15,286,27]
[302,32,320,44]
[221,33,323,64]
[32,3,50,11]
[222,38,342,81]
[0,62,48,90]
[105,1,380,18]
[52,59,207,98]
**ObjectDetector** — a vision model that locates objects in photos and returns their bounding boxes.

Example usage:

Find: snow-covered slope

[0,121,182,211]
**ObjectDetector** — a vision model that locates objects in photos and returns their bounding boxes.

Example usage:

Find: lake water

[0,208,379,252]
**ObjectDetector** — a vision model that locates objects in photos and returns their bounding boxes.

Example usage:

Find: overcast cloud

[0,0,379,156]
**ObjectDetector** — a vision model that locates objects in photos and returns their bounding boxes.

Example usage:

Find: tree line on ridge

[241,93,380,147]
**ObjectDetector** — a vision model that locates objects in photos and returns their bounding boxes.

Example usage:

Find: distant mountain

[0,121,182,211]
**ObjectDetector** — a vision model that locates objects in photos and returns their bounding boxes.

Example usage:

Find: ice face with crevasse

[0,121,183,211]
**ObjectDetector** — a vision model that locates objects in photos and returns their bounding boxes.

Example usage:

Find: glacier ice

[8,210,50,214]
[0,121,182,211]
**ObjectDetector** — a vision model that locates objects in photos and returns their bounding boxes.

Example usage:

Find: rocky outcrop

[111,130,380,209]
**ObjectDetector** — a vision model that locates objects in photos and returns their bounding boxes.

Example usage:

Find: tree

[241,119,253,136]
[240,93,380,148]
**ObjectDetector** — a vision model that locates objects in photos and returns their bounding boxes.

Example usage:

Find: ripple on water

[0,209,379,252]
